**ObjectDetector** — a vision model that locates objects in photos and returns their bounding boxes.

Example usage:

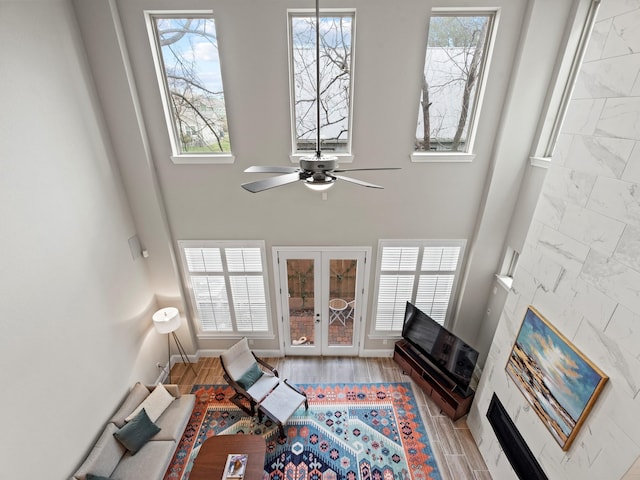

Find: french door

[274,247,369,356]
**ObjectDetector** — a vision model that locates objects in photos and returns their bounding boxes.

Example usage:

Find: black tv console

[393,339,474,420]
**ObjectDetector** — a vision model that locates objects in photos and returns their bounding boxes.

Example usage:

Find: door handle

[315,313,321,324]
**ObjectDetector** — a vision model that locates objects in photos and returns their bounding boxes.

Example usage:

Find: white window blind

[421,246,459,271]
[230,276,267,332]
[191,275,231,332]
[374,241,465,332]
[375,275,415,331]
[185,248,223,272]
[180,242,270,336]
[381,247,420,270]
[226,248,263,272]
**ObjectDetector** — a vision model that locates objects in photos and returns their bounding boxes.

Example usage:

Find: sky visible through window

[152,16,231,154]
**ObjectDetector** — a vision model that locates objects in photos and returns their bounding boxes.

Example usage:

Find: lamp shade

[152,307,181,334]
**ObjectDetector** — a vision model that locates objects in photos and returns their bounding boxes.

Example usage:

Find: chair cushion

[237,362,264,389]
[259,381,307,424]
[113,409,161,455]
[220,338,259,381]
[247,373,279,402]
[125,383,175,423]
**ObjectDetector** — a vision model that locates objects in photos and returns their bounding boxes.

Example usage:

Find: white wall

[76,0,583,355]
[107,0,526,352]
[468,1,640,478]
[0,1,165,477]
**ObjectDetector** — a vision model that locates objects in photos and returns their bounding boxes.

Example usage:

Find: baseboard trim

[193,349,284,359]
[359,349,394,357]
[164,348,394,377]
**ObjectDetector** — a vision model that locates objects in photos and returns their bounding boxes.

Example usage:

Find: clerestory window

[288,10,355,158]
[414,11,496,160]
[147,13,233,163]
[178,241,271,337]
[372,240,466,333]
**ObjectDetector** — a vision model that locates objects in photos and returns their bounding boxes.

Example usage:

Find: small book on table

[223,453,248,479]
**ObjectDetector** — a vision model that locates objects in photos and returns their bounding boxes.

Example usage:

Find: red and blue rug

[164,383,442,480]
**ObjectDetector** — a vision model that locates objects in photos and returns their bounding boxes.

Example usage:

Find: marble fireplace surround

[468,2,640,479]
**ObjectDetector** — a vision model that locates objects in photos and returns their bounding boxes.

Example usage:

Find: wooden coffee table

[189,434,266,480]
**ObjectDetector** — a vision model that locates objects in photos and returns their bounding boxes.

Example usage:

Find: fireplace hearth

[486,393,548,480]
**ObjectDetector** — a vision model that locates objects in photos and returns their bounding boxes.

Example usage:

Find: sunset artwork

[506,307,608,450]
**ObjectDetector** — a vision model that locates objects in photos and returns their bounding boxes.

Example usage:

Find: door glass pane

[328,259,357,347]
[287,259,315,346]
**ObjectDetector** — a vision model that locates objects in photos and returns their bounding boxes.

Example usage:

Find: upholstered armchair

[220,338,309,438]
[219,337,280,415]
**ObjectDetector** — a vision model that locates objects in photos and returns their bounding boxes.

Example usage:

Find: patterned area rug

[164,383,442,480]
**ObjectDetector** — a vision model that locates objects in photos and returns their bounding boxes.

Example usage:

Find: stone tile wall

[467,1,640,478]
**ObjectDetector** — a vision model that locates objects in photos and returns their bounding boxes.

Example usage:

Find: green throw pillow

[113,408,160,455]
[236,362,264,389]
[87,475,113,480]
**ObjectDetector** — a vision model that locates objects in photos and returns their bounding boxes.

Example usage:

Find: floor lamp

[152,307,197,383]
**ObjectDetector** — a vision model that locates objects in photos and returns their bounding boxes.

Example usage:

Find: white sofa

[71,382,196,480]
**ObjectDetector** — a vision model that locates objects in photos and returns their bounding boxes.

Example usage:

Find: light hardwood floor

[169,356,492,480]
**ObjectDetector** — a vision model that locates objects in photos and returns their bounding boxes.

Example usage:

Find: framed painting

[506,306,608,450]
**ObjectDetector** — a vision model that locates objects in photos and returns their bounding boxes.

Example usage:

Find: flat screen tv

[402,302,479,394]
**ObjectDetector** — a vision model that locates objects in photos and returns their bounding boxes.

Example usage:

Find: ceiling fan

[241,0,399,193]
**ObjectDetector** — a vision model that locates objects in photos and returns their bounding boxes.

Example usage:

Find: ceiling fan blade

[245,165,299,173]
[333,167,401,173]
[241,172,302,193]
[334,174,384,189]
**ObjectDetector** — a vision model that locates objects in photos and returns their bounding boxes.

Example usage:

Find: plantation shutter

[374,247,419,331]
[376,275,415,330]
[181,242,270,335]
[374,241,464,332]
[226,248,268,332]
[414,247,460,325]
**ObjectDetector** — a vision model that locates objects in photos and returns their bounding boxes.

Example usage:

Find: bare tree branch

[171,91,223,151]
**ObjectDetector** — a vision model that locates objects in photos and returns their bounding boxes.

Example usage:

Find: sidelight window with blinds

[178,240,271,337]
[373,240,465,333]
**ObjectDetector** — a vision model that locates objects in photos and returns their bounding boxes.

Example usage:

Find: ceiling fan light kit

[302,155,336,191]
[304,177,335,191]
[241,0,398,193]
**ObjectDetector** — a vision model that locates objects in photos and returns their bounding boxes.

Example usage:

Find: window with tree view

[416,12,495,153]
[149,15,231,156]
[289,11,354,154]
